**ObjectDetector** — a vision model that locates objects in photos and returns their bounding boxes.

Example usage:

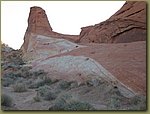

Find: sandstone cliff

[78,1,146,43]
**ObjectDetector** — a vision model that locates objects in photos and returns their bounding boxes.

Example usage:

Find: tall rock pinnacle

[21,6,79,60]
[27,6,53,35]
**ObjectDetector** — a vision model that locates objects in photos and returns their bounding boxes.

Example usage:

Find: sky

[1,1,125,49]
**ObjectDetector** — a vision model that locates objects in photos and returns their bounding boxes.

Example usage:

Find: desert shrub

[1,72,20,87]
[3,72,17,80]
[64,101,95,110]
[49,94,95,110]
[49,94,73,110]
[1,45,24,65]
[28,78,45,89]
[15,77,26,84]
[13,83,27,92]
[127,95,146,110]
[130,95,146,105]
[36,85,57,101]
[106,87,125,110]
[1,94,13,107]
[2,73,27,87]
[2,77,14,87]
[12,56,24,65]
[2,63,21,71]
[33,93,41,102]
[28,76,54,89]
[105,86,146,110]
[31,70,47,78]
[20,67,32,78]
[24,79,34,88]
[43,76,53,85]
[43,91,57,101]
[2,71,26,84]
[108,96,122,110]
[58,80,72,90]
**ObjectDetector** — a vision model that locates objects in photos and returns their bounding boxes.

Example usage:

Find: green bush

[49,94,72,110]
[128,95,146,110]
[32,70,47,78]
[43,76,53,85]
[58,80,72,90]
[36,85,57,101]
[1,71,27,87]
[64,101,95,110]
[2,73,17,80]
[2,77,14,87]
[1,94,13,107]
[105,86,146,110]
[29,77,54,89]
[1,72,22,87]
[13,83,27,92]
[43,91,57,101]
[108,96,121,110]
[49,94,95,110]
[29,78,45,89]
[106,87,124,110]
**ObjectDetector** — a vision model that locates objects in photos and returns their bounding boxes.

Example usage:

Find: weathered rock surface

[78,1,146,43]
[32,41,146,95]
[32,55,136,98]
[22,34,84,61]
[20,2,146,95]
[27,6,53,35]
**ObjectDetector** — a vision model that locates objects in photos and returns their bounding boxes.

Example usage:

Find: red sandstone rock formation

[78,1,147,43]
[20,2,146,95]
[27,6,53,35]
[21,6,79,54]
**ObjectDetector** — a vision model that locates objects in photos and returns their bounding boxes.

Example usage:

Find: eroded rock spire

[27,6,53,35]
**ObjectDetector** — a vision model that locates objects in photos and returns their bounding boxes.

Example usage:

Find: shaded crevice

[112,27,145,39]
[115,6,132,16]
[125,9,145,17]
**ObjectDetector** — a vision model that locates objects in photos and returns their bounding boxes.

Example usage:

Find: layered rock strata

[78,1,146,43]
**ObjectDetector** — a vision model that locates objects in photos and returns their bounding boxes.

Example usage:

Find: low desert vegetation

[57,80,74,90]
[35,85,57,101]
[28,76,55,89]
[13,83,27,92]
[1,44,146,110]
[1,94,13,107]
[127,95,146,110]
[105,86,146,110]
[49,94,95,110]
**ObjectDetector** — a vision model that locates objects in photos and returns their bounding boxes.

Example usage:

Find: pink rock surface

[49,41,146,94]
[27,6,53,35]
